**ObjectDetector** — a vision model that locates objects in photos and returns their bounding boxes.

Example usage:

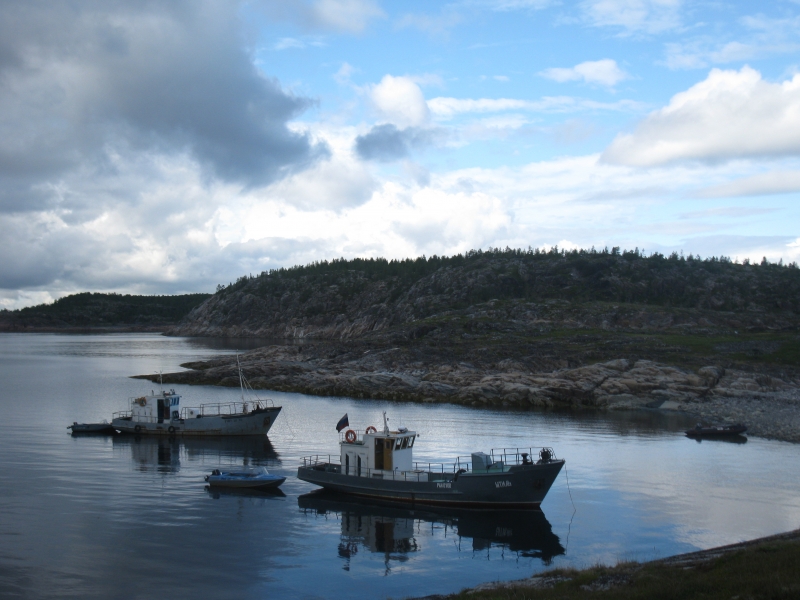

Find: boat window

[401,437,409,449]
[395,438,402,450]
[408,435,415,448]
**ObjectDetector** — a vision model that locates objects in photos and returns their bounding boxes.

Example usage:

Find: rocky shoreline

[141,340,800,443]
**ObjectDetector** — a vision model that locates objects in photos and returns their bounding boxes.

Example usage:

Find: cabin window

[401,437,409,449]
[408,435,415,448]
[395,438,402,450]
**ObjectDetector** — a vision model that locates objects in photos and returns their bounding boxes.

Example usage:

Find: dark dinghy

[297,413,565,509]
[68,421,117,434]
[685,423,748,438]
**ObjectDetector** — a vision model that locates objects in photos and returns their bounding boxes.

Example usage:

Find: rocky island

[147,248,800,441]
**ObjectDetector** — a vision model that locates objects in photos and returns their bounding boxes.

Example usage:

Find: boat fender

[134,425,142,433]
[168,426,175,434]
[365,426,377,434]
[345,429,357,443]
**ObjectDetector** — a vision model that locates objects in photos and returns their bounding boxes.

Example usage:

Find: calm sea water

[1,333,799,599]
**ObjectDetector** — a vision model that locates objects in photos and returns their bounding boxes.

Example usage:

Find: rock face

[148,344,800,441]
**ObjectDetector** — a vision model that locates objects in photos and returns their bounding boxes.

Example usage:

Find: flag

[336,413,349,432]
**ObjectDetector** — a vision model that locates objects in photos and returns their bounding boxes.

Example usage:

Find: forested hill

[169,248,800,339]
[0,292,211,331]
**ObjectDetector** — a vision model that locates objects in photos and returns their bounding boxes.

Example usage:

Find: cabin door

[374,438,384,469]
[157,399,165,423]
[383,439,393,470]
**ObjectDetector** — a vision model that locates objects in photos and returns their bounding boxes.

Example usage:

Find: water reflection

[298,491,564,573]
[112,434,281,473]
[690,434,749,445]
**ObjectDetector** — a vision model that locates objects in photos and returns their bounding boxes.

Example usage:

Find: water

[1,333,799,599]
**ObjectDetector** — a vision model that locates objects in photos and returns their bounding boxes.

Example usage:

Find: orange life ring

[345,429,356,443]
[365,426,377,434]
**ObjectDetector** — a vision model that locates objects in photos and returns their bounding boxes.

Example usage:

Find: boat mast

[237,353,245,403]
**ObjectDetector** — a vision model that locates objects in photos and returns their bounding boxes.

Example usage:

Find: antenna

[157,369,163,393]
[382,411,389,434]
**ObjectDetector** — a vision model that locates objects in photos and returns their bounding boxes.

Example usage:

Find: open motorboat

[68,420,117,434]
[297,413,565,509]
[111,356,281,436]
[685,423,747,438]
[205,466,285,490]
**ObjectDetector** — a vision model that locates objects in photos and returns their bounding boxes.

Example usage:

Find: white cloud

[581,0,682,35]
[540,59,630,87]
[603,67,800,166]
[309,0,385,33]
[428,96,643,119]
[696,171,800,198]
[369,75,431,127]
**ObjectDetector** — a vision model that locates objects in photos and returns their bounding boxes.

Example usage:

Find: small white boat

[112,356,281,436]
[205,467,286,490]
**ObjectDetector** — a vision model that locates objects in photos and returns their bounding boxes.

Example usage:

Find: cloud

[259,0,385,34]
[355,124,443,161]
[695,171,800,198]
[0,0,324,214]
[540,59,630,87]
[602,67,800,166]
[428,96,643,119]
[580,0,682,35]
[369,75,431,127]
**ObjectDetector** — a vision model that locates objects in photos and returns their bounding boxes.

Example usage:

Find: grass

[440,535,800,600]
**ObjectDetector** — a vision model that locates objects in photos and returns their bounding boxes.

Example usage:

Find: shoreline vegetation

[417,527,800,600]
[0,292,210,331]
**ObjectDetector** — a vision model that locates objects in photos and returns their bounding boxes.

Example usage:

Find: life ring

[365,426,377,434]
[168,426,175,434]
[345,429,356,443]
[134,425,142,433]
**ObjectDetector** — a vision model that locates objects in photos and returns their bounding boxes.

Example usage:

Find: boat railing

[181,400,274,418]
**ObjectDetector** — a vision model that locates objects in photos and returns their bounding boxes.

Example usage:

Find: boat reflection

[691,434,748,445]
[298,491,564,571]
[205,486,287,500]
[112,435,281,473]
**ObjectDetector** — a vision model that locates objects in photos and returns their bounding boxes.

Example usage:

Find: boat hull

[206,476,286,490]
[685,424,747,438]
[112,407,281,436]
[297,460,564,509]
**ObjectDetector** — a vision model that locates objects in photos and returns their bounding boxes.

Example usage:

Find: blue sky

[1,1,800,307]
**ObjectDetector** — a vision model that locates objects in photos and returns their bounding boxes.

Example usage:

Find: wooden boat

[205,467,285,490]
[685,423,747,438]
[67,421,117,434]
[297,413,564,509]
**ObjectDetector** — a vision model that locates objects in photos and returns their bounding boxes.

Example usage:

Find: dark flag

[336,413,349,432]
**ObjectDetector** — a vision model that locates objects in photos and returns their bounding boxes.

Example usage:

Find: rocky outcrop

[145,344,800,442]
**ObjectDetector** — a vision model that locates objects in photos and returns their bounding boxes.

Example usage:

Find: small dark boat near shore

[685,423,747,438]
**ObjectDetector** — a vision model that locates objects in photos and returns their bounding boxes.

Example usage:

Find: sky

[2,0,800,308]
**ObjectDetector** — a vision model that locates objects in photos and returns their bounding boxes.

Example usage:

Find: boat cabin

[129,389,182,424]
[340,415,416,478]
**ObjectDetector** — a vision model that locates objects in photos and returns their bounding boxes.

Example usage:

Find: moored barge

[297,414,564,509]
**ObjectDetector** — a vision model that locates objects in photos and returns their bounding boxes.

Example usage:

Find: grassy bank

[430,529,800,600]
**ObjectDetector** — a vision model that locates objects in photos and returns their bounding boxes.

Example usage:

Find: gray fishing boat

[297,413,564,509]
[111,357,281,436]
